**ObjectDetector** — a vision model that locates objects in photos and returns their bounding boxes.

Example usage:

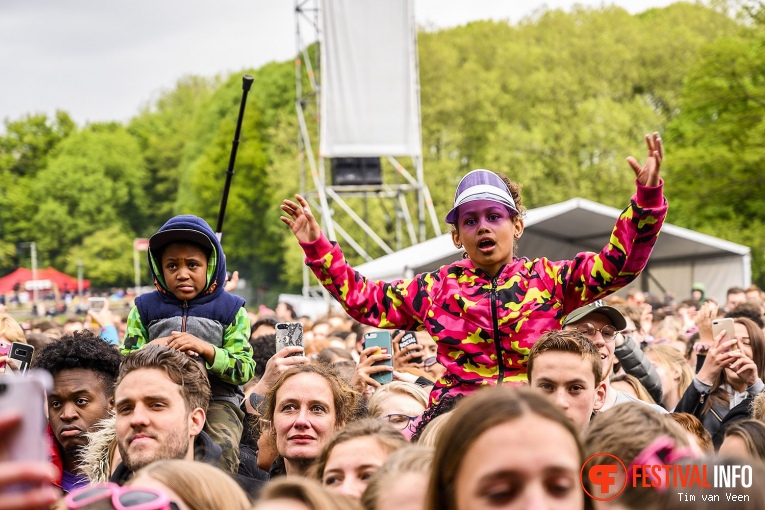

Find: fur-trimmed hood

[78,416,117,484]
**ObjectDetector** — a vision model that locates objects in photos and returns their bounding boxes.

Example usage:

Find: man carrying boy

[121,214,255,472]
[527,329,606,435]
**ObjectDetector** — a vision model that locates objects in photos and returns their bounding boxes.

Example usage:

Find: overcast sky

[0,0,678,126]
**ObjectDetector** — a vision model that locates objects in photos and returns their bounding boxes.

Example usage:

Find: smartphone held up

[397,330,423,364]
[0,370,51,465]
[0,341,34,374]
[275,322,304,357]
[712,318,736,353]
[365,331,394,385]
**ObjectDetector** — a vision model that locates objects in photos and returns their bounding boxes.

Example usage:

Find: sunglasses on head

[575,322,617,342]
[64,482,179,510]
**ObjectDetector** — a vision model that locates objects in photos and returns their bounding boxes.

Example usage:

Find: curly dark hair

[250,333,277,380]
[410,394,463,443]
[32,330,122,394]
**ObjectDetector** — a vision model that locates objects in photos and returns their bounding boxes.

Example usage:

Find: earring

[456,243,463,249]
[514,234,521,239]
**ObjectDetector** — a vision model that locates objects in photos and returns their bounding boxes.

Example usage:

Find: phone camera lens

[0,383,6,395]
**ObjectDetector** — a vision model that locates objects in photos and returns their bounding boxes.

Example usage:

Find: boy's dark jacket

[122,215,253,405]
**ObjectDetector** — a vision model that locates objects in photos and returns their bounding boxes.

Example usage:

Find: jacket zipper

[491,276,504,385]
[182,301,188,332]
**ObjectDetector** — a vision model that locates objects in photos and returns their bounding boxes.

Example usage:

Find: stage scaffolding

[294,0,441,297]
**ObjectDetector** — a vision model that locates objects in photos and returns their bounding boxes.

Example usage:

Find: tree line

[1,1,763,294]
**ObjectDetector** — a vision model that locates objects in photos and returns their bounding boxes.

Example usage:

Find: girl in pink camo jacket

[282,133,666,404]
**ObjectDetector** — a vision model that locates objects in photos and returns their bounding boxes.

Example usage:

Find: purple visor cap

[445,169,519,224]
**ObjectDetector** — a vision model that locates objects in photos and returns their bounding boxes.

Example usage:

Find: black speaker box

[330,157,382,186]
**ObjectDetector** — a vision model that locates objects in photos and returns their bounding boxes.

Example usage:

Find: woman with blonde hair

[0,313,26,373]
[366,382,428,436]
[262,362,361,477]
[416,413,452,448]
[644,342,694,411]
[314,418,409,500]
[0,314,25,343]
[254,477,361,510]
[609,373,657,404]
[426,387,589,510]
[128,459,251,510]
[362,445,433,510]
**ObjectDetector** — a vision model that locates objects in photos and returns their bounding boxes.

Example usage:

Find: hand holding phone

[9,343,34,375]
[0,371,55,507]
[394,330,424,368]
[364,331,394,385]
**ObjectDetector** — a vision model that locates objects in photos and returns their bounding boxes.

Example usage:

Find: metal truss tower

[294,0,441,296]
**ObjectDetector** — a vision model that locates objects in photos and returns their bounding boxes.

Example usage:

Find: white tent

[354,198,751,304]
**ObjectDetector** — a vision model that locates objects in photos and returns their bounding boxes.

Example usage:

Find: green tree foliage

[418,4,738,214]
[64,225,136,287]
[0,111,75,178]
[666,5,765,284]
[127,76,216,231]
[24,125,148,268]
[175,72,288,287]
[3,2,761,293]
[0,112,76,273]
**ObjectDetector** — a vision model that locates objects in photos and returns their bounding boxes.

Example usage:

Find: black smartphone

[9,342,34,374]
[364,331,393,385]
[398,331,423,364]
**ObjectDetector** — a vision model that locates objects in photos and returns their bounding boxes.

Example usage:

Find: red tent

[0,267,89,294]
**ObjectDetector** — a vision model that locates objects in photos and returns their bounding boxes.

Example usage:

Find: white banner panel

[320,0,421,157]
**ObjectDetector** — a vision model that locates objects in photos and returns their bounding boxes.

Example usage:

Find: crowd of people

[2,133,765,509]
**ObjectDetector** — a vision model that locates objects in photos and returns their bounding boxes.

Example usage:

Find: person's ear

[189,408,206,436]
[513,218,525,239]
[451,229,462,250]
[593,381,607,412]
[108,397,114,413]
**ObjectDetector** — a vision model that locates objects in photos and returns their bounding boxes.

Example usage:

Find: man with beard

[32,330,122,492]
[111,345,213,483]
[563,300,667,414]
[111,345,264,496]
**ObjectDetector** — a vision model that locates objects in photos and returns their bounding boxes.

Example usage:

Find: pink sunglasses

[64,482,178,510]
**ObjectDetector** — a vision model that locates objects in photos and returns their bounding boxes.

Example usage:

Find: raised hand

[250,346,309,400]
[280,194,322,243]
[350,345,393,393]
[696,328,736,385]
[695,301,719,343]
[626,132,663,187]
[224,270,240,292]
[727,346,760,388]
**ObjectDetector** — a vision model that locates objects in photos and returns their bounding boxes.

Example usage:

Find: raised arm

[555,132,668,311]
[281,194,425,330]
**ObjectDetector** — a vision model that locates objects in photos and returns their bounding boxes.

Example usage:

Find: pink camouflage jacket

[300,181,667,404]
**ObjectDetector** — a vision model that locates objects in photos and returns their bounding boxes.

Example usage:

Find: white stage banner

[320,0,421,157]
